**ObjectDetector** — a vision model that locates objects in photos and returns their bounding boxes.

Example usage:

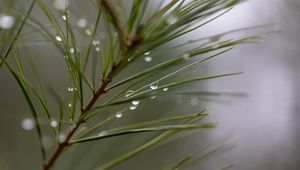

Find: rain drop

[125,90,134,97]
[56,34,62,42]
[150,96,157,100]
[50,120,58,128]
[21,118,35,131]
[163,87,169,92]
[62,11,69,21]
[144,51,150,55]
[77,18,87,28]
[95,47,100,52]
[0,14,15,30]
[69,47,75,54]
[115,112,123,118]
[150,82,158,90]
[68,87,74,92]
[127,57,133,62]
[85,28,92,36]
[58,134,66,143]
[131,100,139,106]
[62,15,67,20]
[68,103,72,107]
[144,56,152,62]
[130,105,137,110]
[92,40,100,46]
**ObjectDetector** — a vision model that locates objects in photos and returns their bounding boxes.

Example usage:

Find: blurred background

[0,0,300,170]
[195,0,300,169]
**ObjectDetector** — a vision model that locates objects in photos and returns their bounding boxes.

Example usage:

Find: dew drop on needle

[150,82,158,90]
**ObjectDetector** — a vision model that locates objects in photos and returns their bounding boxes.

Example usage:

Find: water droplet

[69,47,75,54]
[56,34,62,42]
[53,0,69,11]
[131,100,139,106]
[182,53,190,60]
[67,87,74,92]
[92,40,100,46]
[21,118,35,131]
[62,11,69,21]
[95,47,100,52]
[50,120,58,128]
[77,18,87,28]
[58,134,66,143]
[64,55,68,59]
[191,97,199,106]
[62,15,67,20]
[0,14,15,30]
[125,90,134,97]
[115,112,123,118]
[85,28,92,36]
[144,51,150,55]
[166,15,178,25]
[127,57,133,62]
[150,82,158,90]
[144,56,152,62]
[68,103,72,107]
[150,96,156,100]
[163,87,169,91]
[130,105,137,110]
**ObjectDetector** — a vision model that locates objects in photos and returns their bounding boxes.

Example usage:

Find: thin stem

[43,64,118,170]
[81,78,112,113]
[102,0,129,46]
[43,117,85,170]
[42,1,138,169]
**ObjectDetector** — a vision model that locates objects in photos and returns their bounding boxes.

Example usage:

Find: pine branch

[43,2,139,169]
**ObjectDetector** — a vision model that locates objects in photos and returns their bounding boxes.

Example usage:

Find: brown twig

[43,63,120,170]
[43,1,139,169]
[102,0,130,46]
[43,117,85,170]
